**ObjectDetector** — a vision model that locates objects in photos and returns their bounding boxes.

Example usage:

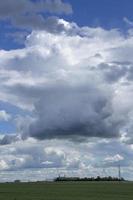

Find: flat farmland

[0,181,133,200]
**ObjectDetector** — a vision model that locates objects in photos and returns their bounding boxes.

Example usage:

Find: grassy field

[0,181,133,200]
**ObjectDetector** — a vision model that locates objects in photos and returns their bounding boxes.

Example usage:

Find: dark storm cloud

[2,76,125,141]
[21,84,124,141]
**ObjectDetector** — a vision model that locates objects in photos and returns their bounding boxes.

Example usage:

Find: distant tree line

[54,176,125,182]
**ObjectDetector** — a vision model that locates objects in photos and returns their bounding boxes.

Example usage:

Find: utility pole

[118,163,121,181]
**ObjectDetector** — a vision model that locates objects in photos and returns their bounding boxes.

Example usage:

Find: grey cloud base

[28,85,121,140]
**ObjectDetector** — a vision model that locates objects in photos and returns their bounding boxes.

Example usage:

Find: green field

[0,181,133,200]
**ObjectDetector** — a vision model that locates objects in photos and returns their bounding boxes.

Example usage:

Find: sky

[1,0,133,182]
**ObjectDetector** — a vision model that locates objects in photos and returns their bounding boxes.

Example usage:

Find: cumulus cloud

[102,154,124,168]
[0,138,87,171]
[0,110,11,121]
[0,160,8,170]
[1,1,133,182]
[1,20,133,143]
[0,0,72,32]
[0,134,21,145]
[0,138,132,181]
[104,154,124,162]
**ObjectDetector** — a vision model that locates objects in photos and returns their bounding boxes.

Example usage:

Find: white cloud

[0,160,8,170]
[1,20,133,142]
[0,138,88,171]
[0,138,132,181]
[1,19,133,181]
[104,154,124,162]
[123,17,133,26]
[0,110,11,121]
